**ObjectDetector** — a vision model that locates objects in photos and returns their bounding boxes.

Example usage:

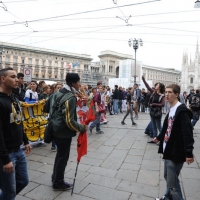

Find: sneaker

[121,121,126,125]
[51,147,57,152]
[134,115,139,119]
[96,130,104,134]
[53,182,73,191]
[155,196,166,200]
[110,113,113,115]
[132,122,137,126]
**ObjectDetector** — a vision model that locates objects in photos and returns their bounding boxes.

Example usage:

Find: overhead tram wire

[0,0,161,27]
[27,24,125,45]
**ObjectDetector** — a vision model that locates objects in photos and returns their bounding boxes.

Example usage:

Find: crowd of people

[0,67,195,200]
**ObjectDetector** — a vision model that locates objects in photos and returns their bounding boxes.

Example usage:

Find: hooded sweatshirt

[0,92,29,165]
[157,103,194,163]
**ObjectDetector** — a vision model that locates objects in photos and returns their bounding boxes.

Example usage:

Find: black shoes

[132,122,137,126]
[53,181,73,191]
[121,121,126,125]
[148,140,155,143]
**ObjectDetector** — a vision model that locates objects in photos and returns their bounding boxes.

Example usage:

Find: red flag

[77,132,87,162]
[85,99,96,125]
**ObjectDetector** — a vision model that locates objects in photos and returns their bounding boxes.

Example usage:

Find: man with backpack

[50,73,87,191]
[190,89,200,127]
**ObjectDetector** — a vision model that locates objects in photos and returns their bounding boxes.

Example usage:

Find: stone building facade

[181,41,200,92]
[142,65,181,86]
[0,41,93,84]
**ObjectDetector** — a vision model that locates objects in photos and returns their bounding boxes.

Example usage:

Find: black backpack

[191,95,200,110]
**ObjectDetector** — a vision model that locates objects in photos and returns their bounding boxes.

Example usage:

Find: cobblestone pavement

[16,113,200,200]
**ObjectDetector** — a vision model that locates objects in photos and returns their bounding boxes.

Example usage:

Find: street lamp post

[128,38,143,84]
[0,47,5,68]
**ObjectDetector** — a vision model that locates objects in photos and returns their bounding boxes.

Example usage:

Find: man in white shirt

[153,84,194,200]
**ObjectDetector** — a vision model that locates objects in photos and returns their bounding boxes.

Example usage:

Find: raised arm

[142,75,154,93]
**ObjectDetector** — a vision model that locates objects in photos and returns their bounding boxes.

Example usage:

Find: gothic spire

[196,38,199,53]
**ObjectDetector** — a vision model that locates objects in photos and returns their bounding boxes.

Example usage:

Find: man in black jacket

[113,85,119,114]
[0,68,31,200]
[153,84,194,200]
[12,73,26,101]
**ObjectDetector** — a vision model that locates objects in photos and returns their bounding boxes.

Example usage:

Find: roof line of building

[0,41,93,61]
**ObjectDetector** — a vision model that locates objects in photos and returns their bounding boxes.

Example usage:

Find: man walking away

[153,84,194,200]
[121,87,136,126]
[133,83,141,119]
[113,85,119,114]
[51,73,87,191]
[0,68,32,200]
[190,89,200,128]
[12,72,26,101]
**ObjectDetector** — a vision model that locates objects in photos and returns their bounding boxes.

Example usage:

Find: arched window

[190,77,193,84]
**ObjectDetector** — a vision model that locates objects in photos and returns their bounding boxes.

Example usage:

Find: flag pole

[71,161,80,195]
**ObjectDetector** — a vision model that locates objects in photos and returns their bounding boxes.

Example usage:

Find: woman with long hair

[142,75,165,143]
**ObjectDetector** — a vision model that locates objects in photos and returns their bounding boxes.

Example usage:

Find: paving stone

[86,151,108,160]
[32,148,51,156]
[101,156,124,170]
[32,173,52,187]
[36,163,53,174]
[28,169,44,181]
[181,168,200,179]
[95,146,114,154]
[16,195,32,200]
[88,141,104,149]
[80,184,131,200]
[120,162,141,171]
[67,161,91,172]
[117,180,159,198]
[65,169,89,181]
[137,169,159,186]
[132,141,147,149]
[80,156,103,166]
[83,174,121,189]
[104,139,120,146]
[124,155,143,165]
[115,141,133,150]
[143,149,161,161]
[55,193,94,200]
[19,182,39,195]
[27,160,44,170]
[129,193,153,200]
[116,169,138,182]
[38,156,55,165]
[128,148,145,156]
[109,149,128,158]
[26,154,46,162]
[140,159,160,171]
[87,166,117,178]
[67,179,89,194]
[25,185,62,200]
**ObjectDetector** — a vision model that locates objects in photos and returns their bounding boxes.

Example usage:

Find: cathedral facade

[181,41,200,92]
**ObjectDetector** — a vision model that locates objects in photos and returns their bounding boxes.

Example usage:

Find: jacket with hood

[112,88,119,99]
[190,93,200,111]
[157,104,194,163]
[0,92,29,165]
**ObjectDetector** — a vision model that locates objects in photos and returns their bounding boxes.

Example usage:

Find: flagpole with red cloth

[71,99,96,195]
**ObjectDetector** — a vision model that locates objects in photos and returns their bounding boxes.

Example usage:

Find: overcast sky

[0,0,200,70]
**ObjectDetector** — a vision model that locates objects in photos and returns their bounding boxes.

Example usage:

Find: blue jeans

[145,121,153,136]
[0,149,29,200]
[113,99,119,114]
[164,160,184,200]
[191,110,200,127]
[150,115,162,138]
[90,112,101,132]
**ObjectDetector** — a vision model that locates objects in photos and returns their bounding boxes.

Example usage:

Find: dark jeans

[90,112,101,132]
[52,137,72,185]
[164,160,184,200]
[145,121,153,136]
[150,115,162,138]
[52,139,56,148]
[122,106,134,123]
[0,149,29,200]
[191,110,200,127]
[118,100,122,111]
